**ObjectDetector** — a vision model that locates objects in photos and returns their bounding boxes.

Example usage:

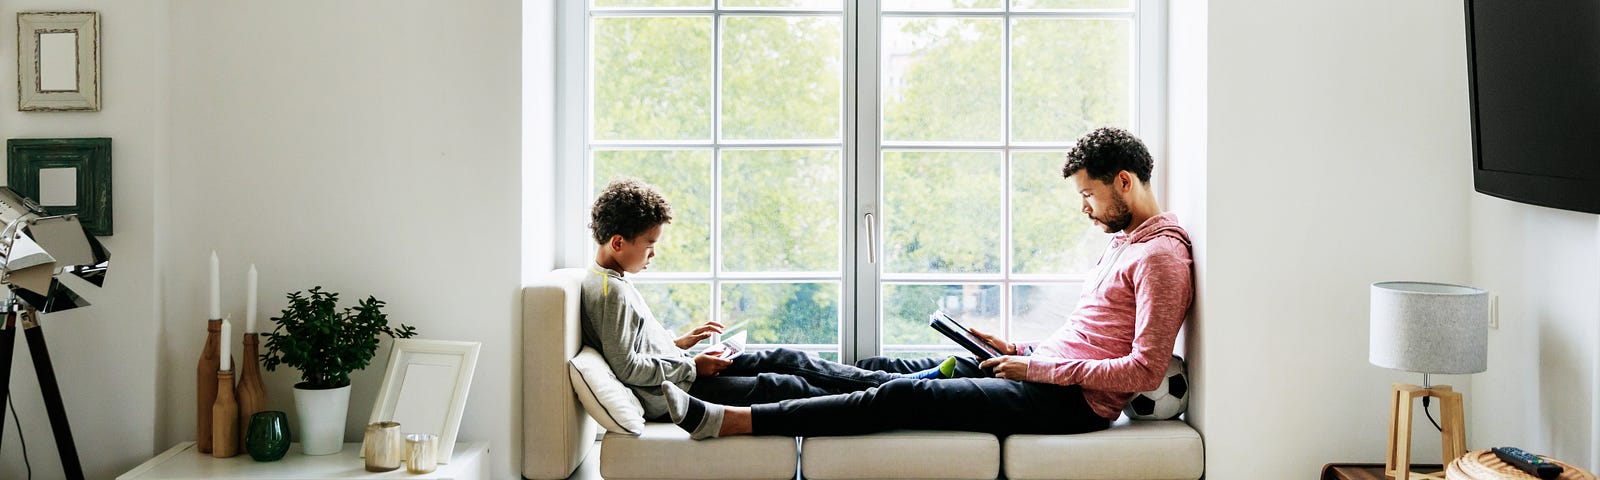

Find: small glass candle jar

[404,433,439,474]
[362,421,402,472]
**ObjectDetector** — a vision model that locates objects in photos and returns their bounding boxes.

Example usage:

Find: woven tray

[1447,449,1596,480]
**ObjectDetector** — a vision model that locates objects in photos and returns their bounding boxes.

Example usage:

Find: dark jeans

[687,348,900,407]
[749,377,1110,437]
[855,355,990,378]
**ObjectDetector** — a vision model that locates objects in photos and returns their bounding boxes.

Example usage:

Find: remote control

[1491,446,1563,479]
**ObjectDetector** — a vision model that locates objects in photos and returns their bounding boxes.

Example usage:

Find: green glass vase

[245,410,291,461]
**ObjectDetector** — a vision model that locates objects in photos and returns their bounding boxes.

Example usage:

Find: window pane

[882,0,1003,10]
[882,283,1002,351]
[1010,152,1107,274]
[722,0,843,8]
[637,282,713,336]
[882,17,1002,143]
[593,149,713,273]
[721,16,843,140]
[1010,18,1130,143]
[1011,283,1082,342]
[593,17,713,141]
[882,151,1002,274]
[594,0,711,8]
[721,282,840,345]
[721,149,841,272]
[1011,0,1130,10]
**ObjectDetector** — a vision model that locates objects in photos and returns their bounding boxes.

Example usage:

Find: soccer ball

[1124,355,1189,421]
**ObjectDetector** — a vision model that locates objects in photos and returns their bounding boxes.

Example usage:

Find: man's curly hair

[1061,127,1154,185]
[590,178,673,244]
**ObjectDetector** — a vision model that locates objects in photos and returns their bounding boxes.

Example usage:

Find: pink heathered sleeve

[1023,246,1192,392]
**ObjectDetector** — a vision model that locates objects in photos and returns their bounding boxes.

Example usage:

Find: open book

[928,310,1002,360]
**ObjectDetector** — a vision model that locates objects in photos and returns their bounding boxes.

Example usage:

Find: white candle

[246,265,258,333]
[220,318,231,371]
[208,251,221,320]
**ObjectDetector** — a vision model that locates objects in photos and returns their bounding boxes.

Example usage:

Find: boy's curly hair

[590,178,673,244]
[1061,127,1154,185]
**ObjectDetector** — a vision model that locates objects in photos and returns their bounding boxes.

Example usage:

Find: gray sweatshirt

[579,263,696,419]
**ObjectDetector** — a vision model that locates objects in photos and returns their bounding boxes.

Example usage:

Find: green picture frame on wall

[7,138,111,236]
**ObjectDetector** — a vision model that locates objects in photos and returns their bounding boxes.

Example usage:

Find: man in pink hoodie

[659,127,1195,440]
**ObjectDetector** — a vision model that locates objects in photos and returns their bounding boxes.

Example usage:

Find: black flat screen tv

[1465,0,1600,214]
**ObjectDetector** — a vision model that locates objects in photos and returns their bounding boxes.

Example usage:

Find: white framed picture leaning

[369,338,481,462]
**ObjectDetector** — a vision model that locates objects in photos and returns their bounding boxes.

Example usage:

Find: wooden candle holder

[196,319,221,454]
[236,333,266,450]
[212,369,239,458]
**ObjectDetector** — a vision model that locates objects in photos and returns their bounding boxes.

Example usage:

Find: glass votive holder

[404,433,439,474]
[362,421,402,472]
[244,411,291,462]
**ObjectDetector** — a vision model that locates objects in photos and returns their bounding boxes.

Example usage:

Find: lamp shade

[1369,281,1488,374]
[0,186,110,313]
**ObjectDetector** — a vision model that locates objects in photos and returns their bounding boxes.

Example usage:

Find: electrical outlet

[1489,295,1499,329]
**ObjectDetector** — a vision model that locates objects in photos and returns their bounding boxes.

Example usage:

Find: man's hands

[674,321,724,350]
[978,355,1028,380]
[967,327,1016,355]
[694,350,733,377]
[969,327,1027,380]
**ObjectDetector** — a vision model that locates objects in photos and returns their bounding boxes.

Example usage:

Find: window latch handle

[864,212,875,264]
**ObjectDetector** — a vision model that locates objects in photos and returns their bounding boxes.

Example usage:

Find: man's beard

[1091,192,1133,233]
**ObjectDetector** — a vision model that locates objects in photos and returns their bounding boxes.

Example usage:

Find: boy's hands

[674,321,725,350]
[681,321,733,376]
[967,327,1016,355]
[694,350,733,377]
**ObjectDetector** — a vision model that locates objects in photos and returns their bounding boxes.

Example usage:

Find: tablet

[928,310,1002,360]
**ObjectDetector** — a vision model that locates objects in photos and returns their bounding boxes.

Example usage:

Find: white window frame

[555,0,1167,364]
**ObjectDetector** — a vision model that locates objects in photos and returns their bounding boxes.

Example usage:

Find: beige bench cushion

[600,423,800,480]
[1003,419,1204,480]
[800,430,1000,480]
[521,273,595,479]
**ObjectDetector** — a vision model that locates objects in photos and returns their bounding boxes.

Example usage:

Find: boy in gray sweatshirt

[581,178,953,421]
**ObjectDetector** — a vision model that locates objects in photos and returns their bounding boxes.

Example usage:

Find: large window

[559,0,1164,363]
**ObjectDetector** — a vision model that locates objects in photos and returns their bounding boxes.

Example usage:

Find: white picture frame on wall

[369,339,481,462]
[17,11,100,111]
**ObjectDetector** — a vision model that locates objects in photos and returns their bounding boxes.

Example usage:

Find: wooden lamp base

[1386,383,1466,480]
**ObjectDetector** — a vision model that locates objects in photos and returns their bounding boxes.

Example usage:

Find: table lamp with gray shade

[1369,281,1488,480]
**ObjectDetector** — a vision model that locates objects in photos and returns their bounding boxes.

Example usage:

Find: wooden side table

[117,441,489,480]
[1322,463,1443,480]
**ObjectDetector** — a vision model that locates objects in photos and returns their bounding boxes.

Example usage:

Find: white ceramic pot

[292,384,351,456]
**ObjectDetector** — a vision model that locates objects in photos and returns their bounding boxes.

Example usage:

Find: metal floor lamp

[0,187,110,480]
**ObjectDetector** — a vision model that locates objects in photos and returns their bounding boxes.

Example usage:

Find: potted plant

[260,286,417,455]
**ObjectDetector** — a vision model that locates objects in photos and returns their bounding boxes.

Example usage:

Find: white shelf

[117,441,489,480]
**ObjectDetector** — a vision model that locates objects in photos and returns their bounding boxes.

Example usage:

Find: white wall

[0,2,168,478]
[1165,0,1208,447]
[0,2,538,478]
[1469,197,1600,469]
[526,0,557,281]
[1196,1,1475,476]
[162,2,525,479]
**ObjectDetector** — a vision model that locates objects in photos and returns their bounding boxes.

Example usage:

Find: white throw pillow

[568,346,645,435]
